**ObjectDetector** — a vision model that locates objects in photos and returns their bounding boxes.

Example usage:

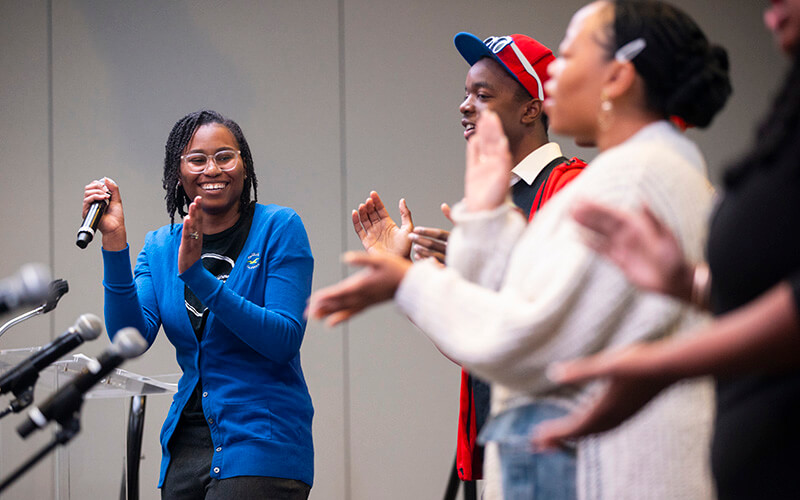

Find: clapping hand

[410,203,452,264]
[179,196,204,274]
[465,111,512,213]
[352,191,414,257]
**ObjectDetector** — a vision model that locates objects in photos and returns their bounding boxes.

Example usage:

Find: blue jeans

[479,402,576,500]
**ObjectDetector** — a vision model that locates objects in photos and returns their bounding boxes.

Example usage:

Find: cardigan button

[202,392,208,398]
[216,447,222,452]
[213,467,220,474]
[208,418,214,424]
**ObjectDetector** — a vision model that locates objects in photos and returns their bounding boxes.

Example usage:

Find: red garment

[455,156,587,481]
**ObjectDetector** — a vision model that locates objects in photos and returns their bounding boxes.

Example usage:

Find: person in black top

[533,1,800,498]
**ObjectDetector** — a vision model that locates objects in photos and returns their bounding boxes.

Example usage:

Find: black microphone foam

[0,264,51,315]
[0,313,103,396]
[76,198,107,249]
[41,279,69,314]
[17,327,147,438]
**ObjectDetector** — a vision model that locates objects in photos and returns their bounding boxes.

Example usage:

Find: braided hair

[162,110,258,228]
[599,0,732,128]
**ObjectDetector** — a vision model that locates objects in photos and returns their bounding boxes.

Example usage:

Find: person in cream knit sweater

[310,1,732,498]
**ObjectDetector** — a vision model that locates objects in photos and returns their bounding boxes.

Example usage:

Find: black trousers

[162,416,310,500]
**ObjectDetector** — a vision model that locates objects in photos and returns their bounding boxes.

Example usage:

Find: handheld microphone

[76,198,107,249]
[0,314,102,396]
[0,264,51,315]
[17,327,147,438]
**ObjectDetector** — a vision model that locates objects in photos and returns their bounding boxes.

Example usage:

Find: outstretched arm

[307,251,414,326]
[532,280,800,449]
[309,111,649,395]
[352,191,414,258]
[309,111,514,325]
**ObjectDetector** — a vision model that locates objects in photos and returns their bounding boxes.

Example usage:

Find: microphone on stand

[17,327,148,438]
[0,313,103,396]
[0,279,70,340]
[0,264,50,316]
[42,279,69,314]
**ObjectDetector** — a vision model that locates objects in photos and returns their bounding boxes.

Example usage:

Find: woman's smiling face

[179,123,245,226]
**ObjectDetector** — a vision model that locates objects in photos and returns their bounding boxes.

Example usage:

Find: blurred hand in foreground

[531,343,676,450]
[571,200,694,301]
[307,251,414,327]
[465,111,512,213]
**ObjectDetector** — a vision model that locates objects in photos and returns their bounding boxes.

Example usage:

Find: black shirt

[181,204,254,422]
[706,123,800,498]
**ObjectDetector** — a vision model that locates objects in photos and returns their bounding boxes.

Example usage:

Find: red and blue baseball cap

[454,32,555,101]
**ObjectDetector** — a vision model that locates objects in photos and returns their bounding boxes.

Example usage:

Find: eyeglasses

[181,150,240,173]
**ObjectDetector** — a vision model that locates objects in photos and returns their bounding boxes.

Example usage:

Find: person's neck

[510,133,550,167]
[595,111,662,152]
[203,208,242,235]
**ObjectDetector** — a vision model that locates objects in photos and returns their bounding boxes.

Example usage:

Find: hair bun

[665,43,732,128]
[612,0,733,129]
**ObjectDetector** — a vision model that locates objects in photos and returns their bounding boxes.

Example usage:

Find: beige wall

[0,0,783,498]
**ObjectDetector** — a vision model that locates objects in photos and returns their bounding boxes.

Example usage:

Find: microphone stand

[0,415,81,494]
[0,372,91,494]
[0,343,59,421]
[0,384,35,420]
[122,395,147,500]
[0,306,47,340]
[0,279,71,417]
[0,279,68,340]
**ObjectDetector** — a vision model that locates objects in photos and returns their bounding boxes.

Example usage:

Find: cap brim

[454,32,501,67]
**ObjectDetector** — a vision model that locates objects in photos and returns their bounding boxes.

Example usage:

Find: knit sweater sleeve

[446,201,527,289]
[395,131,711,394]
[396,230,639,394]
[180,211,313,364]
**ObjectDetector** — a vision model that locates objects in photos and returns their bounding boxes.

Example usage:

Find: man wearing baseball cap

[446,31,585,500]
[348,32,585,500]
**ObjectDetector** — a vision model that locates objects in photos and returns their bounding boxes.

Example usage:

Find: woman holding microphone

[83,110,314,499]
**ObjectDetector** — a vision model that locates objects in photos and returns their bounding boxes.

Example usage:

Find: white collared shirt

[509,142,563,187]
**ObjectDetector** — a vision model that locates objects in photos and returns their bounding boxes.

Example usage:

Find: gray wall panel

[0,0,52,342]
[0,1,57,498]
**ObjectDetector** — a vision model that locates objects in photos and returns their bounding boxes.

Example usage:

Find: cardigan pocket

[218,400,273,443]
